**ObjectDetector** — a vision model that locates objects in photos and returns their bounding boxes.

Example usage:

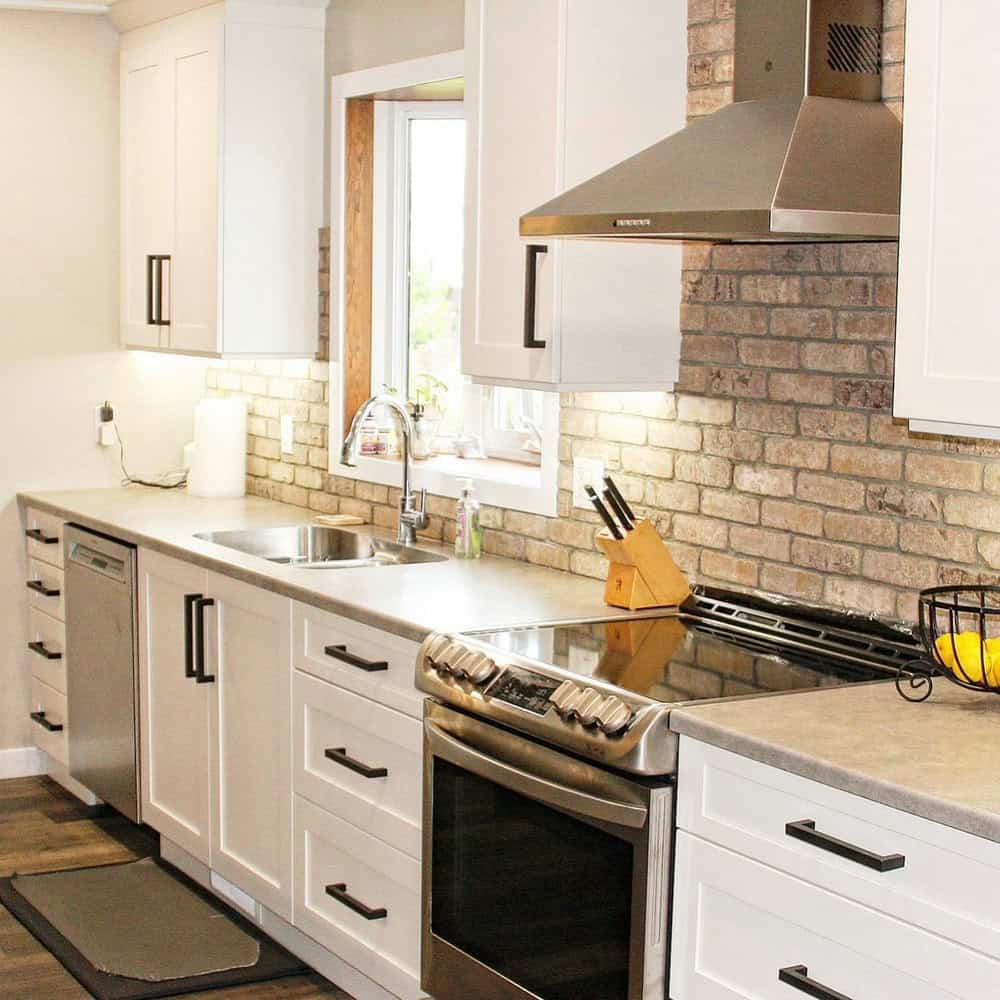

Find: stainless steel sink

[194,525,447,569]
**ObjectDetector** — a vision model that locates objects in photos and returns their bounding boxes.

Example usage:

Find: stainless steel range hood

[520,0,902,244]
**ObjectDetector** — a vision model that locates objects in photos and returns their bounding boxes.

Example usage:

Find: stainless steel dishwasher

[64,524,141,822]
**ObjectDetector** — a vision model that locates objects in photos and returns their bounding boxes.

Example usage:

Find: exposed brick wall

[212,1,1000,623]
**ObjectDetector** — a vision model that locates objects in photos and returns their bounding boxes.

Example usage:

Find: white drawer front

[27,558,64,621]
[294,796,421,1000]
[678,739,1000,961]
[25,508,64,568]
[27,608,67,693]
[29,677,68,766]
[671,832,999,1000]
[293,602,423,718]
[294,671,422,859]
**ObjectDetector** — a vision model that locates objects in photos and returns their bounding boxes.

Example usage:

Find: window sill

[332,451,558,516]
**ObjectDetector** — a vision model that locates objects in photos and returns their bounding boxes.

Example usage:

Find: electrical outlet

[280,414,295,454]
[572,457,605,509]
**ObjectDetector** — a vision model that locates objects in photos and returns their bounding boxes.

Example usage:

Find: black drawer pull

[779,965,853,1000]
[523,243,548,349]
[30,711,64,733]
[27,580,60,598]
[324,883,387,921]
[324,644,388,673]
[25,528,59,545]
[325,747,388,779]
[785,819,905,872]
[194,597,215,683]
[28,641,62,661]
[184,593,201,679]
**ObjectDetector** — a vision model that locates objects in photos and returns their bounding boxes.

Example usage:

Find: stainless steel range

[416,587,922,1000]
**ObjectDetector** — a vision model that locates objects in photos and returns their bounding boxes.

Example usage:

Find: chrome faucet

[341,394,429,545]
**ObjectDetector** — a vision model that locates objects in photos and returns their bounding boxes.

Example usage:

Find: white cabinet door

[166,21,220,355]
[461,0,560,387]
[461,0,686,391]
[138,549,212,865]
[207,571,293,920]
[894,0,1000,437]
[121,42,172,350]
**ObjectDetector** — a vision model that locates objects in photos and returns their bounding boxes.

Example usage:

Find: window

[375,102,548,469]
[329,55,558,517]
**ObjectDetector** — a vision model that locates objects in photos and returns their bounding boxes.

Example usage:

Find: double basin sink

[195,525,447,570]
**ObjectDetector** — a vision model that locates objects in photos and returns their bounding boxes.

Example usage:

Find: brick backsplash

[209,0,1000,623]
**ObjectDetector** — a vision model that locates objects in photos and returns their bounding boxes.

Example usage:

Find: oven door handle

[426,719,648,829]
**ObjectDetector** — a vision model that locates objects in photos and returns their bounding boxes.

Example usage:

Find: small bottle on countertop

[454,479,482,559]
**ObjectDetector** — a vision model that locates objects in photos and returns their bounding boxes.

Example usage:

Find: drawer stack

[671,739,1000,1000]
[23,508,70,770]
[291,603,425,1000]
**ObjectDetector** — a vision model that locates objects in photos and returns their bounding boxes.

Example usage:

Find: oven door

[422,700,673,1000]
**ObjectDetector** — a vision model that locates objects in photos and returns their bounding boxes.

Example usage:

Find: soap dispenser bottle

[454,479,482,559]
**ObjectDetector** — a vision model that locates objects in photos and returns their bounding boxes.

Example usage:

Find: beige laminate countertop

[671,680,1000,843]
[19,487,631,643]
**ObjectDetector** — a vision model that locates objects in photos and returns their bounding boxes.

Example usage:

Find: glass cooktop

[472,591,922,705]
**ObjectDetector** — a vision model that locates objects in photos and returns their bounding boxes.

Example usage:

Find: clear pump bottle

[454,479,482,559]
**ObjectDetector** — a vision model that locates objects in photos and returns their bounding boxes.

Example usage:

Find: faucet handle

[416,488,428,514]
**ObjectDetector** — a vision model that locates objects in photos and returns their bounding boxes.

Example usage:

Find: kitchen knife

[604,475,635,523]
[603,487,633,533]
[585,485,623,540]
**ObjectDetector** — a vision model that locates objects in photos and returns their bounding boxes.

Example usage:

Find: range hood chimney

[520,0,902,244]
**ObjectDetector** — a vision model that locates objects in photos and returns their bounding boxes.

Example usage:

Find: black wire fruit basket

[905,585,1000,700]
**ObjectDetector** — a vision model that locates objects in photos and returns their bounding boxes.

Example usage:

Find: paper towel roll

[187,398,247,498]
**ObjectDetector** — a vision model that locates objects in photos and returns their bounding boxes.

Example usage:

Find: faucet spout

[340,394,429,544]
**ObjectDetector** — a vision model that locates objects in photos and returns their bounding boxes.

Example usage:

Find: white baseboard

[0,745,46,779]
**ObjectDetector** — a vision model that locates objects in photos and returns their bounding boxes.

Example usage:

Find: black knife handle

[779,966,854,1000]
[785,820,905,872]
[194,597,215,683]
[25,528,59,545]
[324,883,387,921]
[603,487,633,532]
[604,475,636,522]
[28,641,61,661]
[325,747,388,779]
[585,486,622,540]
[30,711,63,733]
[523,244,548,349]
[324,644,388,673]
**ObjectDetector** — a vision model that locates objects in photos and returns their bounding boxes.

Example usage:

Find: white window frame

[328,51,559,517]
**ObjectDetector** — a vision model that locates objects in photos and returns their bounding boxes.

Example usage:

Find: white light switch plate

[572,457,605,509]
[280,414,294,454]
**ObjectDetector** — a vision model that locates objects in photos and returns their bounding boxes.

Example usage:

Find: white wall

[0,11,209,752]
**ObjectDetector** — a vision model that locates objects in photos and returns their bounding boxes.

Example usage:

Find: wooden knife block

[595,519,692,611]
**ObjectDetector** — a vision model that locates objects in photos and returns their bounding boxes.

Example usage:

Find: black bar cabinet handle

[324,747,388,779]
[785,819,905,873]
[25,528,59,545]
[324,644,388,673]
[26,580,60,598]
[523,243,548,349]
[146,254,156,325]
[28,641,61,661]
[779,965,854,1000]
[194,597,215,683]
[324,883,387,921]
[184,593,202,679]
[146,254,171,326]
[156,255,171,327]
[30,711,63,733]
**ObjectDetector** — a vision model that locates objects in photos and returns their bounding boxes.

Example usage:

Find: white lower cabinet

[294,795,422,1000]
[139,549,292,919]
[671,832,998,1000]
[672,738,1000,1000]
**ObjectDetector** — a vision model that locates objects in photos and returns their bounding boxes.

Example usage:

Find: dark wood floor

[0,776,351,1000]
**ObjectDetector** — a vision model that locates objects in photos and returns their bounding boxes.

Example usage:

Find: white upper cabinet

[120,3,325,358]
[894,0,1000,439]
[461,0,687,391]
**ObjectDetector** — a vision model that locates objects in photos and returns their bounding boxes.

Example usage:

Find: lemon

[935,632,998,684]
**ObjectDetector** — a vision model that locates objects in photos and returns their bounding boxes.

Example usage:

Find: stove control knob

[596,697,634,735]
[549,680,582,716]
[432,641,467,675]
[575,689,605,726]
[463,652,497,685]
[424,634,451,667]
